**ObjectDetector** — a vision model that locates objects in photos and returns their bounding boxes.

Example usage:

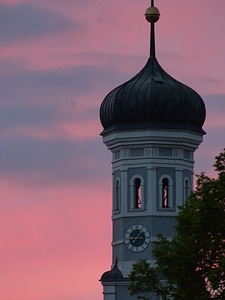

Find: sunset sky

[0,1,225,300]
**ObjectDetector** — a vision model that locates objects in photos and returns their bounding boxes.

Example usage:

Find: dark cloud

[204,94,225,112]
[0,62,119,188]
[0,135,110,186]
[0,3,75,43]
[0,63,129,143]
[0,57,223,189]
[0,63,124,138]
[195,94,225,176]
[1,94,224,188]
[0,64,125,103]
[0,104,57,132]
[0,62,119,187]
[195,125,225,179]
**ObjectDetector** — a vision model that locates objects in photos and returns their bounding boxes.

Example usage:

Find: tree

[128,149,225,300]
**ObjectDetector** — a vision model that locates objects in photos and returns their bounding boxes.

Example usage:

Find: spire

[145,1,160,57]
[100,1,206,136]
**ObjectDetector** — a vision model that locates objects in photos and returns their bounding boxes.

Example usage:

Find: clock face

[125,224,150,252]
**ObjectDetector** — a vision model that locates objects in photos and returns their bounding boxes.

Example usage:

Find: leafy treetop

[128,149,225,300]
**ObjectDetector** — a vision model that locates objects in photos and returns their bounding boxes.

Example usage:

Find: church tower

[99,1,206,299]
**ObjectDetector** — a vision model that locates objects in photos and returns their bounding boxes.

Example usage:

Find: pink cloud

[0,1,225,300]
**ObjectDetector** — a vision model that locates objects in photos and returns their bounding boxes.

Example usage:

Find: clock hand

[129,236,142,241]
[132,229,143,244]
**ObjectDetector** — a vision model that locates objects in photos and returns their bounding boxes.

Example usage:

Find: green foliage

[128,149,225,300]
[128,259,157,300]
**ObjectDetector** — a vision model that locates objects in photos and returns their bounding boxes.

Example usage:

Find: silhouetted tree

[128,149,225,300]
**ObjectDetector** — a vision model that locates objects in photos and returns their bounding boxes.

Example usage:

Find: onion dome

[100,260,124,282]
[100,1,206,135]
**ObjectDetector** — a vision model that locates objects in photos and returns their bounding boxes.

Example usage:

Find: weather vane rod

[145,0,160,57]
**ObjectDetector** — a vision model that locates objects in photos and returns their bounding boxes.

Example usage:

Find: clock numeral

[145,232,150,238]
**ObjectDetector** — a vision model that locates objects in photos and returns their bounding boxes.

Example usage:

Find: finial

[144,1,160,58]
[145,6,160,23]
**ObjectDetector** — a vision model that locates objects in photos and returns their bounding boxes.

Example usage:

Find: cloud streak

[0,1,225,300]
[0,3,73,43]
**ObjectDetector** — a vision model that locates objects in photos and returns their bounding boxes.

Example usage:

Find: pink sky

[0,1,225,299]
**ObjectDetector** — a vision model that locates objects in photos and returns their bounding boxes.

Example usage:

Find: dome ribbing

[99,3,206,136]
[100,57,206,135]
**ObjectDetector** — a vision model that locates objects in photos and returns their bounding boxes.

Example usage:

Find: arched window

[162,178,169,208]
[114,179,120,211]
[159,175,173,209]
[130,176,144,210]
[134,178,142,208]
[184,178,191,202]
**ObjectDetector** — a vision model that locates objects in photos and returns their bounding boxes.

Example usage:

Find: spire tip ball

[145,6,160,23]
